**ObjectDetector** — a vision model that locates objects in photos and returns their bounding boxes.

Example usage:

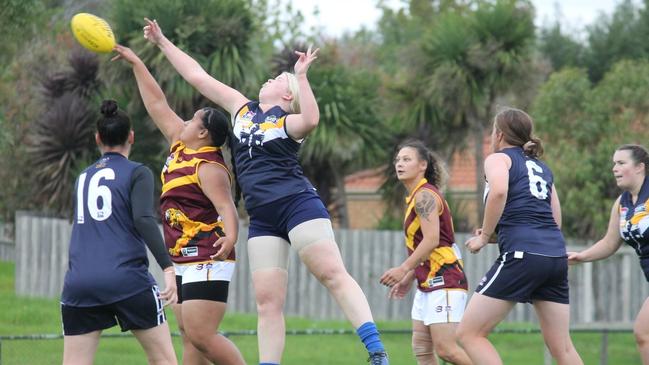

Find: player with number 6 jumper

[61,100,177,365]
[457,108,583,365]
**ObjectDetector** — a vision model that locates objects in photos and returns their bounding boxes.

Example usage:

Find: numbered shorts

[248,191,330,241]
[412,289,467,325]
[174,261,235,303]
[475,251,569,304]
[61,285,165,335]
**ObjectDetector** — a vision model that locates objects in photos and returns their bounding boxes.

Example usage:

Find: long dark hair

[201,107,241,204]
[97,100,131,146]
[396,139,447,189]
[494,107,544,158]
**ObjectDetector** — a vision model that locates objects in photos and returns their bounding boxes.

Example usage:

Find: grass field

[0,261,641,364]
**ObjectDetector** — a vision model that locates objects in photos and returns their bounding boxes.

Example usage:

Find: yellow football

[70,13,116,53]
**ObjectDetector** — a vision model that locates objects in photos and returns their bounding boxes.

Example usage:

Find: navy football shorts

[61,285,166,335]
[248,191,330,241]
[475,251,569,304]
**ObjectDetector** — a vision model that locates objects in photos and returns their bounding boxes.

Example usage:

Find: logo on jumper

[162,153,174,173]
[95,157,109,169]
[242,111,255,121]
[427,276,445,288]
[181,247,198,257]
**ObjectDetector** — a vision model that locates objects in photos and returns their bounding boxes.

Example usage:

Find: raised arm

[143,18,248,116]
[285,46,320,140]
[112,44,183,144]
[568,197,624,263]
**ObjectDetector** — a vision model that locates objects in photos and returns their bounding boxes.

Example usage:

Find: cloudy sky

[288,0,638,38]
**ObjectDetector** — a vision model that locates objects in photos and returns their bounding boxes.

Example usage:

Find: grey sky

[289,0,637,38]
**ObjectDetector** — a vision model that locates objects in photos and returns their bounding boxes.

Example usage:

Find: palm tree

[27,48,100,215]
[388,0,535,221]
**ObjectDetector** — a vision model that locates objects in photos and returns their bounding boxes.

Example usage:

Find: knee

[434,341,461,363]
[313,264,347,289]
[185,331,210,353]
[455,325,470,348]
[634,327,649,348]
[545,341,576,359]
[255,289,285,316]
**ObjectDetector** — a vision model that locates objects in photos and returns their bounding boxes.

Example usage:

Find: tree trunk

[332,168,350,228]
[467,107,486,225]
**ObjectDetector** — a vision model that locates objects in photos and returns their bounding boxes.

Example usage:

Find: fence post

[622,254,632,322]
[583,262,594,322]
[600,330,609,365]
[544,345,552,365]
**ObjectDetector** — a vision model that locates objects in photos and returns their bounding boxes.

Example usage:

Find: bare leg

[456,293,514,365]
[62,331,102,365]
[252,268,288,363]
[132,322,178,365]
[635,297,649,364]
[533,300,583,365]
[172,303,210,365]
[412,320,438,365]
[297,239,374,327]
[182,299,245,364]
[428,322,472,365]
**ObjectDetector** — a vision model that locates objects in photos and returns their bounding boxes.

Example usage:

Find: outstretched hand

[294,46,319,76]
[143,17,166,45]
[110,44,141,64]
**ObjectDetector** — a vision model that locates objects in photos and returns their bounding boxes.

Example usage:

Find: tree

[533,60,649,239]
[26,48,101,216]
[104,0,263,199]
[538,21,585,72]
[584,0,647,81]
[383,0,536,222]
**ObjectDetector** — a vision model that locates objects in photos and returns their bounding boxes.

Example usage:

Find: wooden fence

[13,212,648,323]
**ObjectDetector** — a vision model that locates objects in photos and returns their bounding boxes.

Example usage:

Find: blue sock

[356,321,385,353]
[259,363,279,365]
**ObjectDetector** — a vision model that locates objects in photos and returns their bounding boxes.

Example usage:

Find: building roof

[344,134,492,193]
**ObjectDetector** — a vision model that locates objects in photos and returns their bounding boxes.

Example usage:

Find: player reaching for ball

[112,44,245,365]
[142,17,389,365]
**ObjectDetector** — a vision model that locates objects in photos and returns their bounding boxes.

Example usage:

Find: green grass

[0,261,641,364]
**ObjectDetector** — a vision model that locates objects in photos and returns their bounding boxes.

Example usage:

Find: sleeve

[130,165,173,270]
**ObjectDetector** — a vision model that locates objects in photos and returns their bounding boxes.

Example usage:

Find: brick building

[344,135,492,230]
